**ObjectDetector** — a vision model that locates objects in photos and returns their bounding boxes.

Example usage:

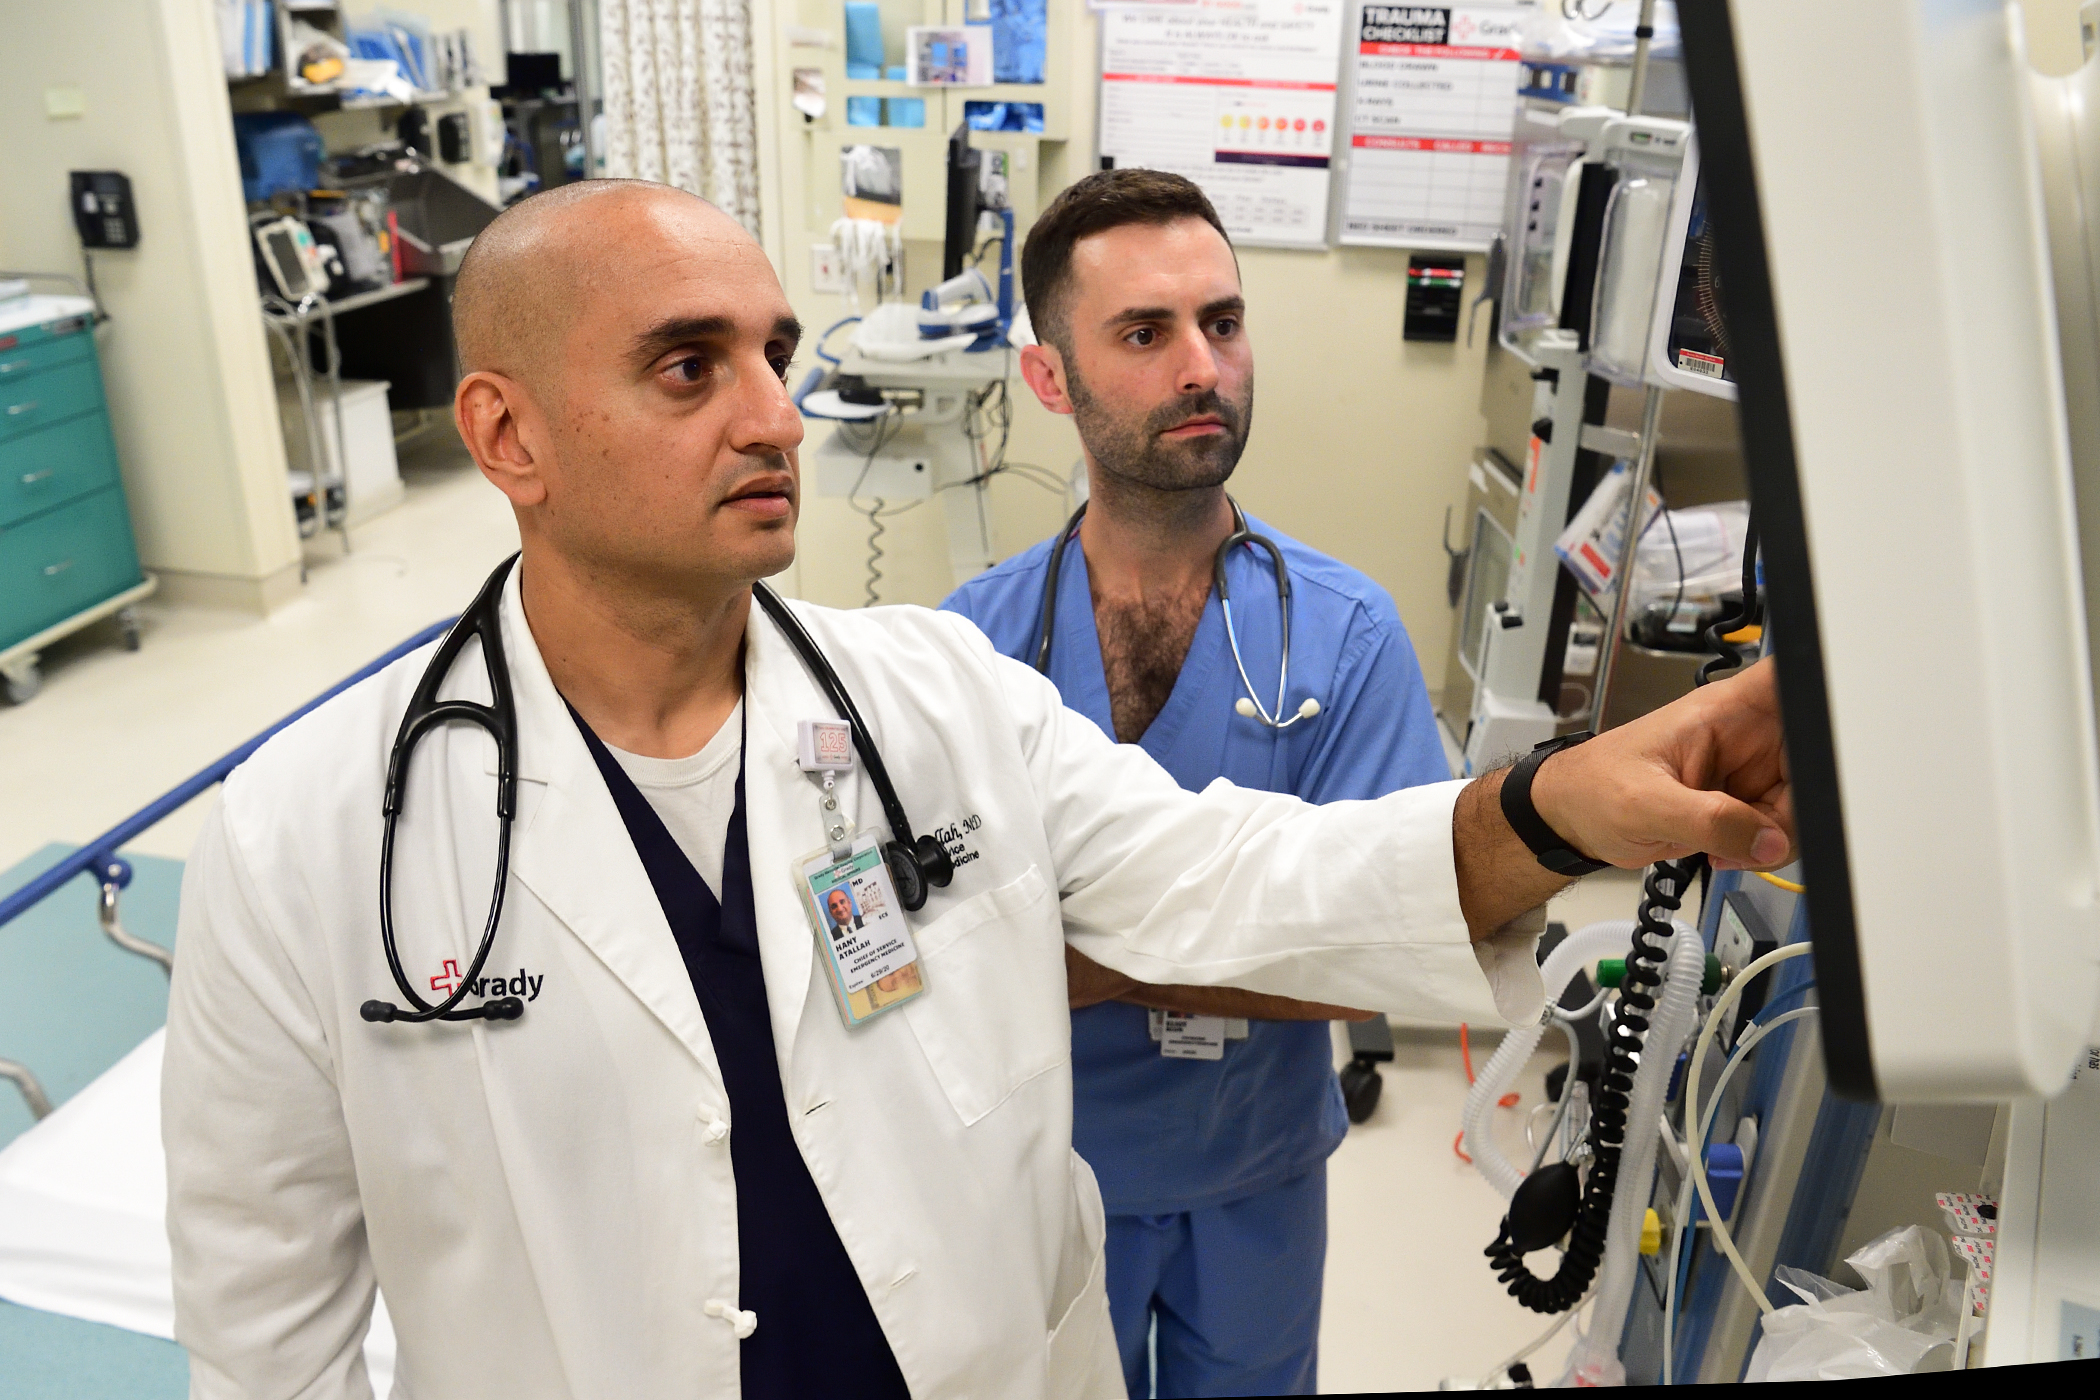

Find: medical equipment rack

[0,618,452,1117]
[260,276,431,551]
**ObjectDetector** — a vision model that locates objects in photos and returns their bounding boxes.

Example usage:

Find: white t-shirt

[606,700,744,894]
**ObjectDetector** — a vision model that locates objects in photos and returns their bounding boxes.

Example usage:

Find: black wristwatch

[1500,732,1608,877]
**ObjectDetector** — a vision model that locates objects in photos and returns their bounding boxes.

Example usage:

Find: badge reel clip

[799,718,859,860]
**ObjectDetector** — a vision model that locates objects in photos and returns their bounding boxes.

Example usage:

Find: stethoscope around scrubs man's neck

[359,553,955,1027]
[1035,497,1322,732]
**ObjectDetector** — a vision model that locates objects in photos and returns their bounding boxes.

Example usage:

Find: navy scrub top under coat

[941,511,1451,1215]
[571,708,910,1399]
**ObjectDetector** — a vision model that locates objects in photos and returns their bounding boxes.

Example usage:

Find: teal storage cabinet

[0,295,154,705]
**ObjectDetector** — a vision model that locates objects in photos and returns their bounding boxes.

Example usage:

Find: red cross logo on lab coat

[431,959,461,995]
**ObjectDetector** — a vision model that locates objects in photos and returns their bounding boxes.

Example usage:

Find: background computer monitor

[943,122,983,281]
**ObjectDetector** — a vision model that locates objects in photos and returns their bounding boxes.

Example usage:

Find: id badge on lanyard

[795,720,927,1028]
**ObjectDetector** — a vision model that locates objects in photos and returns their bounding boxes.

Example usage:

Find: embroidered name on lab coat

[431,960,545,1002]
[932,813,985,868]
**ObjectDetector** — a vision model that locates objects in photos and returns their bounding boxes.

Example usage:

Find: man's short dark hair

[1020,169,1232,354]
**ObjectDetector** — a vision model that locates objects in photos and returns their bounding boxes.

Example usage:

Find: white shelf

[339,89,455,110]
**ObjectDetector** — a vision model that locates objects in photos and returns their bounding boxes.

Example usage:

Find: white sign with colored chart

[1096,0,1348,249]
[1339,3,1526,250]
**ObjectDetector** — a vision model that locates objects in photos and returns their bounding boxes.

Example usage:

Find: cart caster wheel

[3,661,43,706]
[1341,1056,1383,1124]
[118,607,142,652]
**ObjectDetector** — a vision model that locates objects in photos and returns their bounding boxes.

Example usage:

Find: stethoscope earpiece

[360,996,523,1024]
[884,834,957,913]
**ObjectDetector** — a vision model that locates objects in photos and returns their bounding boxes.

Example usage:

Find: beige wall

[2025,0,2092,74]
[760,2,1488,687]
[0,0,303,610]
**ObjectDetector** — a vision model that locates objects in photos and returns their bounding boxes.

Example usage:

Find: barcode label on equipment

[1677,350,1727,379]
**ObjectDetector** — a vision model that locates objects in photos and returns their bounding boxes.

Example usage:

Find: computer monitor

[1681,0,2100,1101]
[943,122,983,282]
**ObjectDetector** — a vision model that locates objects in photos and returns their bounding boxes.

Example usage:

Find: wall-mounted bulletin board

[1094,0,1348,249]
[1338,3,1526,251]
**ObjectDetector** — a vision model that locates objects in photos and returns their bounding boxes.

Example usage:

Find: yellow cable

[1683,942,1815,1316]
[1755,871,1805,894]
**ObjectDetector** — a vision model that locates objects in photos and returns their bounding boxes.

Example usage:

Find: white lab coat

[162,570,1545,1399]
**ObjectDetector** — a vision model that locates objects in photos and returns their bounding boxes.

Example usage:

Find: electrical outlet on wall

[811,243,846,294]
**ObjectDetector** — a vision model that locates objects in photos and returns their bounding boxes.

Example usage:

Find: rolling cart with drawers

[0,292,154,705]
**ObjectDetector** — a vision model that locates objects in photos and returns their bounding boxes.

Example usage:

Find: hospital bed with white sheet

[0,622,449,1396]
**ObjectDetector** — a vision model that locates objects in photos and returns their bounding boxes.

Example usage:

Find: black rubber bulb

[1503,1160,1583,1253]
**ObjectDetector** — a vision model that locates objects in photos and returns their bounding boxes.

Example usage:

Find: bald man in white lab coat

[162,181,1795,1400]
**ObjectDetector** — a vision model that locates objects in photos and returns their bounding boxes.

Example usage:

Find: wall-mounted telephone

[438,111,472,164]
[70,171,139,249]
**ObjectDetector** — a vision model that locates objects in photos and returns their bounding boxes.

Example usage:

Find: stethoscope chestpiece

[885,833,957,912]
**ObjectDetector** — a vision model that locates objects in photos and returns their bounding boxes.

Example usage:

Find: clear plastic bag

[1744,1226,1963,1381]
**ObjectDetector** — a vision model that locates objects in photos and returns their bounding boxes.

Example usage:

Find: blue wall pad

[0,845,182,1149]
[885,97,926,128]
[846,96,883,127]
[844,2,883,72]
[987,0,1046,85]
[966,101,1045,133]
[886,65,907,81]
[230,112,324,203]
[0,1301,187,1399]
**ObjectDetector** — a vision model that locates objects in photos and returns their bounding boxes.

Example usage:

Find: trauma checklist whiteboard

[1340,4,1525,250]
[1097,0,1348,249]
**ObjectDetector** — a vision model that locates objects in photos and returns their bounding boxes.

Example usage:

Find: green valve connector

[1594,955,1724,996]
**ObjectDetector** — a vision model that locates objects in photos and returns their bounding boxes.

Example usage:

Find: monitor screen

[943,123,983,282]
[1680,0,2100,1101]
[264,228,312,299]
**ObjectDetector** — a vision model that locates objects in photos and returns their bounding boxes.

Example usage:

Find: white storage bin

[279,378,405,526]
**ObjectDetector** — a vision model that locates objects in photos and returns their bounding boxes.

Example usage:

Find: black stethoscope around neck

[360,553,955,1027]
[1034,498,1321,730]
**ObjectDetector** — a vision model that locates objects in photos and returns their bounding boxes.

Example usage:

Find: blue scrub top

[941,511,1450,1215]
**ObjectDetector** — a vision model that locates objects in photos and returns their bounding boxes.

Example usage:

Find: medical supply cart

[0,291,155,705]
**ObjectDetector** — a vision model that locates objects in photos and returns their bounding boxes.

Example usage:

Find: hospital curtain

[598,0,763,238]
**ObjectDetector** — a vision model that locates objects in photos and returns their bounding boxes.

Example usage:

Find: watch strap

[1500,733,1609,877]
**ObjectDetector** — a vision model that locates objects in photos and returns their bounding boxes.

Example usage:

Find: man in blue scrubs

[941,170,1450,1397]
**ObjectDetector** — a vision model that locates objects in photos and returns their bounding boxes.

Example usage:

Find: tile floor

[0,436,1654,1394]
[1321,870,1642,1393]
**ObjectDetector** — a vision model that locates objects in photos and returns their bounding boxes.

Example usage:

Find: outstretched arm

[990,614,1792,1020]
[1453,658,1794,937]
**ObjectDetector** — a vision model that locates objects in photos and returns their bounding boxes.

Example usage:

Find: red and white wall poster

[1097,0,1348,249]
[1340,4,1525,250]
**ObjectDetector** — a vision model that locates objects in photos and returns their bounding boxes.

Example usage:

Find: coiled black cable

[1484,854,1703,1312]
[1697,518,1761,685]
[1483,509,1758,1313]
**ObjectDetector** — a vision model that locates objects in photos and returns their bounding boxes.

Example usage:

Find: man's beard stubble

[1065,362,1254,496]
